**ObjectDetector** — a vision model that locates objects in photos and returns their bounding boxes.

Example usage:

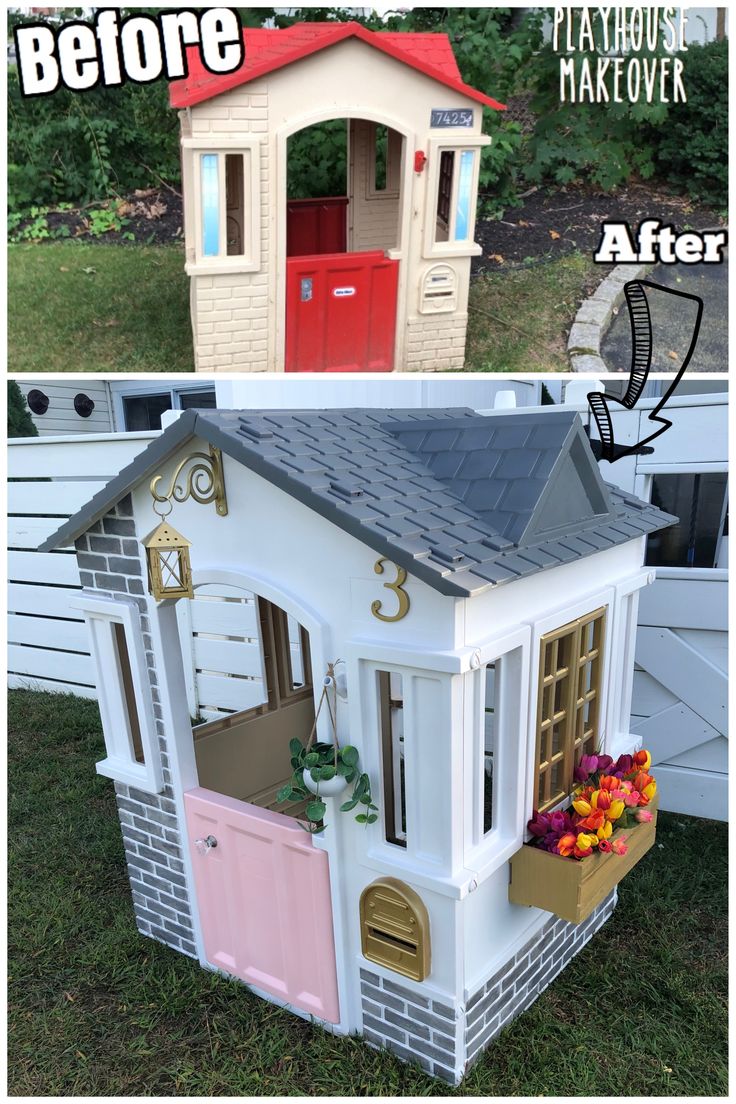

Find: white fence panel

[7,432,157,697]
[602,396,728,820]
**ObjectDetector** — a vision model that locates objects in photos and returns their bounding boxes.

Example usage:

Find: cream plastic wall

[181,37,490,372]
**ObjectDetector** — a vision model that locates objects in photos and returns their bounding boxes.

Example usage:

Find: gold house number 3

[371,559,410,623]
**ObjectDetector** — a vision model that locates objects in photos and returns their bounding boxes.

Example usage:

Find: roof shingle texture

[41,407,675,598]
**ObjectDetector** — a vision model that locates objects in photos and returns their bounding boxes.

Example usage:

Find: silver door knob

[195,835,218,854]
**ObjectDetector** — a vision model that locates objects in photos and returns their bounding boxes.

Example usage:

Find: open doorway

[285,117,403,372]
[191,595,315,818]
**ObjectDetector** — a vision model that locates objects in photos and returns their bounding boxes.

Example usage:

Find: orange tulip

[633,748,652,771]
[557,832,577,857]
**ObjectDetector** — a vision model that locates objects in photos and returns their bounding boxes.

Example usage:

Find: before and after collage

[6,4,730,1097]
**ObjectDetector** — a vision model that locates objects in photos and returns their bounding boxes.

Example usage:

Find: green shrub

[651,38,727,208]
[8,381,37,438]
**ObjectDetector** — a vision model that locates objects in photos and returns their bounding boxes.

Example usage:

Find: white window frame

[73,594,162,793]
[111,382,217,432]
[423,135,489,260]
[183,137,262,276]
[463,625,531,883]
[608,571,652,760]
[636,464,729,580]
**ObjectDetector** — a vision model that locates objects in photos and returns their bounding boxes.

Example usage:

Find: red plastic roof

[170,22,505,111]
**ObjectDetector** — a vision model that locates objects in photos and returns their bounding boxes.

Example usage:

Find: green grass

[8,243,193,372]
[8,689,728,1095]
[464,253,601,372]
[8,242,599,374]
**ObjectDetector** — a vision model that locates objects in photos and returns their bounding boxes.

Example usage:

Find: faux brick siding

[190,91,271,373]
[75,499,197,958]
[405,314,468,371]
[359,969,460,1084]
[464,891,617,1071]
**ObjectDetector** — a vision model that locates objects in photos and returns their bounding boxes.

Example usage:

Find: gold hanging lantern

[143,519,193,601]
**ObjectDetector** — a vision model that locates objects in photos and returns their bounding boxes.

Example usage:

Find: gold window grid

[534,607,606,814]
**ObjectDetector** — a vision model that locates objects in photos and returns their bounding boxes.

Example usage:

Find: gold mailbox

[359,878,430,981]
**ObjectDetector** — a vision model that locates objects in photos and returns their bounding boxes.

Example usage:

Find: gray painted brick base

[464,891,617,1071]
[76,500,196,958]
[359,969,460,1082]
[359,891,616,1086]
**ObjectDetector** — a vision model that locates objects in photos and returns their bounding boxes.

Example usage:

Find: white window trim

[636,465,729,576]
[111,382,217,432]
[463,625,531,886]
[182,136,263,276]
[73,594,163,794]
[422,135,489,260]
[607,571,653,761]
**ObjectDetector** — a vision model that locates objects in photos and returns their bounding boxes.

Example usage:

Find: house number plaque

[371,558,410,622]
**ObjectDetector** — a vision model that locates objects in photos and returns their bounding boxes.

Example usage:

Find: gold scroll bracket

[150,445,228,517]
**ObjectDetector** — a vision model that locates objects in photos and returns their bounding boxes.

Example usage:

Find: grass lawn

[465,253,601,372]
[8,243,193,373]
[8,690,727,1096]
[8,242,599,374]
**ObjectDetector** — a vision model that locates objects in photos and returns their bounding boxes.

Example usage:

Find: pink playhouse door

[285,251,399,372]
[184,787,340,1023]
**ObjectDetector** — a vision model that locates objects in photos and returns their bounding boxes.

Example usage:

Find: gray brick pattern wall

[359,969,460,1084]
[464,891,617,1070]
[75,497,197,958]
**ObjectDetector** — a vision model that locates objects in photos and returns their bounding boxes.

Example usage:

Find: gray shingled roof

[41,407,676,598]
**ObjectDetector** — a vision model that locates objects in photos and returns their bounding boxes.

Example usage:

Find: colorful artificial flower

[526,748,655,860]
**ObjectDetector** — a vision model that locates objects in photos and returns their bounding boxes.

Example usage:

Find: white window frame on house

[183,137,262,275]
[635,463,728,582]
[423,135,489,259]
[463,625,531,883]
[73,594,162,793]
[111,382,217,432]
[607,571,652,760]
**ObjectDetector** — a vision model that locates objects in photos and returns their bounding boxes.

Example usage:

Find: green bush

[8,381,37,438]
[8,73,180,210]
[651,38,728,208]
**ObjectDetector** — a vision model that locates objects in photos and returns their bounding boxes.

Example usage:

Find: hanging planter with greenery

[276,665,378,835]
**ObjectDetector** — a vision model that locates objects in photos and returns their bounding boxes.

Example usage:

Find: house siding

[75,496,197,957]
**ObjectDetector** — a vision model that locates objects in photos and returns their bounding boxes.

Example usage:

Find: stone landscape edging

[568,261,656,373]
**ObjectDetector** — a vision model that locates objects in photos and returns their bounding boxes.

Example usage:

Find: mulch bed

[471,182,725,274]
[13,181,724,271]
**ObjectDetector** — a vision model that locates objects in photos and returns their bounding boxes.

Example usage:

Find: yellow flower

[643,781,657,799]
[608,799,625,821]
[573,797,592,816]
[576,832,598,851]
[597,819,613,840]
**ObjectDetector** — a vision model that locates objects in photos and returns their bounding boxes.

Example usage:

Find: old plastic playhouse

[41,407,674,1083]
[170,22,504,373]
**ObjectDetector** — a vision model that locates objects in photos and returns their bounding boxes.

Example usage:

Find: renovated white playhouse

[41,406,673,1083]
[171,21,503,373]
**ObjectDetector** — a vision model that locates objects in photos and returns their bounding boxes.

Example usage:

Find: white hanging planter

[304,769,349,798]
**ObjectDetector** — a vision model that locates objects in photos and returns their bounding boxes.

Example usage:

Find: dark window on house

[436,150,454,233]
[483,663,496,835]
[179,389,217,411]
[378,671,406,847]
[225,153,245,256]
[646,472,728,568]
[122,393,172,431]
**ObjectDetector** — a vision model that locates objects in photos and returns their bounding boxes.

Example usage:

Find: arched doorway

[284,115,405,372]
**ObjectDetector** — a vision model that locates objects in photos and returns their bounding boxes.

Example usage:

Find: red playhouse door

[285,251,399,372]
[184,787,340,1023]
[286,197,348,257]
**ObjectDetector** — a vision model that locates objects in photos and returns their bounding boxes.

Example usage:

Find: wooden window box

[508,798,659,925]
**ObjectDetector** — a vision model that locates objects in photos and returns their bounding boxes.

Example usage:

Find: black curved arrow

[588,279,704,463]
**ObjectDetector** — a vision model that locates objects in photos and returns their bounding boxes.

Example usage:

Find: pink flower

[598,838,613,853]
[636,809,653,823]
[624,790,641,807]
[611,836,629,856]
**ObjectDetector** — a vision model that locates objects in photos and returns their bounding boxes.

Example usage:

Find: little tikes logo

[14,8,244,98]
